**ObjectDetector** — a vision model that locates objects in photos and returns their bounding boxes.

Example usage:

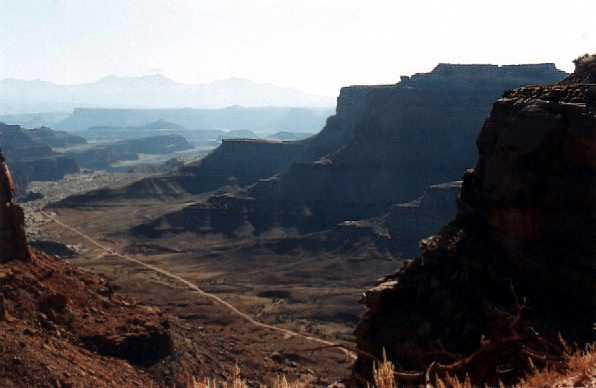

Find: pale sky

[1,0,594,96]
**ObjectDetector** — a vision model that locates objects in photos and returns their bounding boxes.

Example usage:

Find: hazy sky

[1,0,594,96]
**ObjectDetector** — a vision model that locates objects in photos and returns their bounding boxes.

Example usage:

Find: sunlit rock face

[353,56,595,385]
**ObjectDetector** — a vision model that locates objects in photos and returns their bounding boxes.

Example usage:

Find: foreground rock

[353,55,596,386]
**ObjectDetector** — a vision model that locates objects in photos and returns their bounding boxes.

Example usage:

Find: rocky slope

[353,56,596,386]
[0,158,174,387]
[1,155,355,387]
[128,63,567,238]
[0,123,79,194]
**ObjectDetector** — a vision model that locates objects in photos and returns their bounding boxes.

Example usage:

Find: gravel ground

[21,170,149,239]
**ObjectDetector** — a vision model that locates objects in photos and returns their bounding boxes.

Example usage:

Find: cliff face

[131,63,567,238]
[353,57,595,385]
[0,123,79,194]
[252,63,567,224]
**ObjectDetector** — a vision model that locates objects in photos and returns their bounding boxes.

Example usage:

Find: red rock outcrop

[0,159,188,387]
[353,55,596,386]
[0,152,31,261]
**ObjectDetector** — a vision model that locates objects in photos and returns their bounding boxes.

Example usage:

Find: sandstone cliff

[246,63,567,229]
[353,56,596,386]
[130,63,567,239]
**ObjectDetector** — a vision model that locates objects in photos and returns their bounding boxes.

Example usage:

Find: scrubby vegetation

[194,344,595,387]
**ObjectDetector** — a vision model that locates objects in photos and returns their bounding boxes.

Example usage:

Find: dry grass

[192,365,247,388]
[192,365,304,388]
[516,343,596,388]
[371,350,395,388]
[194,344,596,387]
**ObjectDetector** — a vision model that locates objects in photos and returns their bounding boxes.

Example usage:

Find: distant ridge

[0,75,336,114]
[56,106,333,132]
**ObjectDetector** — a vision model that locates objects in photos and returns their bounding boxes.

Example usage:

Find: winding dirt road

[40,210,357,360]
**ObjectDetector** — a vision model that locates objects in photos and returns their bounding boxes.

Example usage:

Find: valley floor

[27,177,401,383]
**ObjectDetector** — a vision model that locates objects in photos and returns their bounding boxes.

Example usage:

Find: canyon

[66,63,568,257]
[353,55,596,386]
[2,56,593,387]
[42,61,571,352]
[0,149,352,387]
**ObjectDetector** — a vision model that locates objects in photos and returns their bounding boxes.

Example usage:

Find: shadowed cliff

[127,63,567,240]
[352,55,596,386]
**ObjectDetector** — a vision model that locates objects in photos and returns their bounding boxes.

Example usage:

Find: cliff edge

[353,55,596,385]
[129,63,568,240]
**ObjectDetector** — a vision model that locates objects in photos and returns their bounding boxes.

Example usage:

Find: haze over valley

[0,75,336,114]
[0,1,594,387]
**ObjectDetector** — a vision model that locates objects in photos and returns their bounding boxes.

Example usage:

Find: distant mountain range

[0,75,336,114]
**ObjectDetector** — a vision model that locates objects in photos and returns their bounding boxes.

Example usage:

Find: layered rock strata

[353,56,596,385]
[128,63,567,237]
